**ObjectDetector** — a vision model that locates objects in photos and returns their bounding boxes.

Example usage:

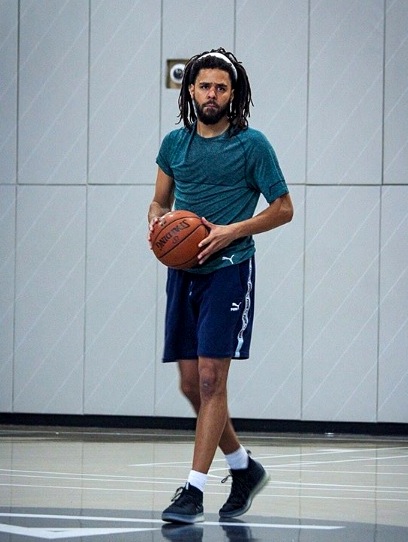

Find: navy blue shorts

[163,257,255,362]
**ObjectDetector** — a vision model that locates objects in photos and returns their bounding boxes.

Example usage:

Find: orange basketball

[151,210,208,269]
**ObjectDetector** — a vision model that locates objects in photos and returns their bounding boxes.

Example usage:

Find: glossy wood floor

[0,426,407,541]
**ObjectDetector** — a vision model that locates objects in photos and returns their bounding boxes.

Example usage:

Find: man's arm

[228,193,294,236]
[197,193,294,264]
[147,168,174,224]
[148,167,174,222]
[147,167,174,246]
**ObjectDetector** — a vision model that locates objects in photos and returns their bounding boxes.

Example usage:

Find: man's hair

[178,47,253,136]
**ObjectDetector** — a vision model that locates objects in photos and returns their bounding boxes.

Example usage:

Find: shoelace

[221,450,251,484]
[171,486,184,502]
[220,449,252,485]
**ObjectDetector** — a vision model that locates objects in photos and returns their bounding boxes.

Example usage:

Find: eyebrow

[198,81,228,87]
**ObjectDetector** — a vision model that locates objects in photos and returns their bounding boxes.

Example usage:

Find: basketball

[151,210,208,269]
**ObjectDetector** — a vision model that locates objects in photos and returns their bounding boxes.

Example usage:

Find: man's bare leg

[180,357,269,515]
[178,359,241,458]
[162,358,269,523]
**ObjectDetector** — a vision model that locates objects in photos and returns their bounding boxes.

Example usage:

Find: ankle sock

[225,445,249,470]
[187,470,207,492]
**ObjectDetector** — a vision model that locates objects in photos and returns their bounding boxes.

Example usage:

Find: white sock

[225,445,249,470]
[187,470,207,492]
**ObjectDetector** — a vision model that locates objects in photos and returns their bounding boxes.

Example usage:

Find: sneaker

[219,456,270,518]
[162,483,204,524]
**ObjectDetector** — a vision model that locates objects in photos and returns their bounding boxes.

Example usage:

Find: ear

[189,83,195,99]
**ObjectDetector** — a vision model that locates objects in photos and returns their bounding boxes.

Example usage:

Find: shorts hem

[162,353,249,362]
[162,356,197,363]
[198,350,250,360]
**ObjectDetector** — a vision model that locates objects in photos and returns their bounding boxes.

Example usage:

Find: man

[148,47,293,524]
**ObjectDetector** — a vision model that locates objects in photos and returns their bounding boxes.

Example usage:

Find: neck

[196,118,230,138]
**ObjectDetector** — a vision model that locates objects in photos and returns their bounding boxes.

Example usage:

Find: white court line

[0,512,343,530]
[265,453,408,469]
[0,483,407,503]
[0,477,406,497]
[0,469,408,493]
[0,523,159,539]
[0,475,405,495]
[130,445,408,467]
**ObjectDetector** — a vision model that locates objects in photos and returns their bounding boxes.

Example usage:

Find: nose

[207,86,216,98]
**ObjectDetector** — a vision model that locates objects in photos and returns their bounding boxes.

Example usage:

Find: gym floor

[0,426,407,541]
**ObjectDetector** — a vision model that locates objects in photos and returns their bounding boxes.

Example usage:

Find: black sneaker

[219,456,270,518]
[162,483,204,524]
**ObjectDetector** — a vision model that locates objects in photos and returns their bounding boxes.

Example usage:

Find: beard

[194,99,230,125]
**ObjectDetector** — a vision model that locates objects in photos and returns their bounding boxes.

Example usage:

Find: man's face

[189,68,234,125]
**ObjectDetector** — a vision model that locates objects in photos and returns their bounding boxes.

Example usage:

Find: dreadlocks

[178,47,253,136]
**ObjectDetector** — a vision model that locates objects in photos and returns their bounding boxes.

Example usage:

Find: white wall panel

[14,186,86,413]
[89,0,161,184]
[236,0,308,185]
[378,186,408,422]
[308,0,383,185]
[0,187,16,411]
[0,0,17,184]
[0,0,406,425]
[160,0,235,138]
[84,186,156,416]
[18,0,88,184]
[303,187,380,421]
[229,186,305,419]
[384,0,408,185]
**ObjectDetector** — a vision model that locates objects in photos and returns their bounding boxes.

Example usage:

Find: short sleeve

[245,131,289,203]
[156,132,174,177]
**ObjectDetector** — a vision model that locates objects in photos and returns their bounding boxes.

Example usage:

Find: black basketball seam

[151,214,200,251]
[159,224,205,264]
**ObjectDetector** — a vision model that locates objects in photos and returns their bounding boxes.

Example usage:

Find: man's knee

[198,358,230,401]
[199,371,218,399]
[180,377,199,401]
[178,360,200,401]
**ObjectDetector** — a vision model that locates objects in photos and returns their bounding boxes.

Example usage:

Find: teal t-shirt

[156,124,288,273]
